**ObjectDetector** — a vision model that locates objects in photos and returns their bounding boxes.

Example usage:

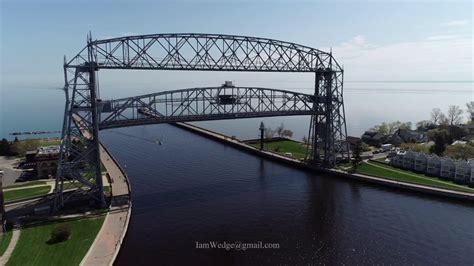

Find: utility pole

[259,121,265,150]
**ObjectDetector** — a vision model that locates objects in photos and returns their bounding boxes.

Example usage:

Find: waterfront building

[414,153,428,172]
[391,151,404,167]
[426,155,442,176]
[440,158,456,180]
[469,159,474,187]
[454,160,471,184]
[402,150,416,170]
[36,145,60,178]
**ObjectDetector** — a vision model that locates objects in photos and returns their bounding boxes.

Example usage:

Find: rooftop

[37,145,60,155]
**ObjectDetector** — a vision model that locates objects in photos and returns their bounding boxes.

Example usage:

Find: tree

[446,105,463,126]
[444,143,474,160]
[275,123,284,137]
[371,121,412,135]
[466,101,474,124]
[281,129,293,138]
[0,139,13,156]
[371,122,389,135]
[400,143,430,153]
[416,120,433,130]
[351,141,363,172]
[430,108,445,125]
[399,121,412,130]
[429,132,448,156]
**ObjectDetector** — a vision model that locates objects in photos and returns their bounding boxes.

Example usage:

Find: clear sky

[0,0,472,90]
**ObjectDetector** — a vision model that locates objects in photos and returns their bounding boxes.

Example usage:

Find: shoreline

[173,122,474,202]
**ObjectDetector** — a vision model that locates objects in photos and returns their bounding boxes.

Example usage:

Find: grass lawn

[4,180,47,189]
[7,216,105,266]
[250,140,309,160]
[357,162,474,193]
[4,186,51,203]
[0,230,13,256]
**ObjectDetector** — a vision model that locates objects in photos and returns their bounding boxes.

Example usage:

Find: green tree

[351,141,363,172]
[430,133,447,156]
[416,120,433,130]
[444,143,474,160]
[0,139,13,156]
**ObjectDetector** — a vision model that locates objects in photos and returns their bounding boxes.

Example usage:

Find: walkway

[80,144,131,266]
[71,114,131,266]
[0,226,21,265]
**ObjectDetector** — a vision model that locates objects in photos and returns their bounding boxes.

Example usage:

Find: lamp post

[259,121,265,150]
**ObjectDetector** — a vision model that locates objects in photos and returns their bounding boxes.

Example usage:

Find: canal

[101,124,474,265]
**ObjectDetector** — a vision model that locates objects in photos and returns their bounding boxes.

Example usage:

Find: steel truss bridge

[55,33,349,209]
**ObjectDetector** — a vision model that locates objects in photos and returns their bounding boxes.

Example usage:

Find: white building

[454,160,471,184]
[440,158,456,180]
[426,155,442,176]
[469,159,474,187]
[414,153,428,172]
[469,165,474,187]
[391,152,404,168]
[402,150,416,170]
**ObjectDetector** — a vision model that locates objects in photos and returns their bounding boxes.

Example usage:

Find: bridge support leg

[308,69,349,168]
[54,61,105,210]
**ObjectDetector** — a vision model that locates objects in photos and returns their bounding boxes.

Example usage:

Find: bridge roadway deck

[72,114,132,266]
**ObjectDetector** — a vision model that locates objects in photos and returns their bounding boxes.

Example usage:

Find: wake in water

[108,129,163,145]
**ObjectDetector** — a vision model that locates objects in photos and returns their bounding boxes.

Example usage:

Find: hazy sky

[1,0,472,90]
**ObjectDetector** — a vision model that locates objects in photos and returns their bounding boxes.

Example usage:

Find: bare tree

[466,101,474,123]
[276,123,284,137]
[430,108,445,125]
[446,105,463,125]
[281,129,293,138]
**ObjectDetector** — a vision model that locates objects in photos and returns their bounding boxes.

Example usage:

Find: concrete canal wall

[173,122,474,202]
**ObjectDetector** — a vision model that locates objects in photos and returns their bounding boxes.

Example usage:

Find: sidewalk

[80,144,131,266]
[0,225,21,265]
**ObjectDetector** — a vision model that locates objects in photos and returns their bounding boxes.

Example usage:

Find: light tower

[259,121,265,150]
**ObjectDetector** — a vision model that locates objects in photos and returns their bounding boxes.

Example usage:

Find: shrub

[47,224,72,244]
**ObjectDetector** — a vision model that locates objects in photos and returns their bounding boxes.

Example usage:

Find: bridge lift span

[54,33,349,209]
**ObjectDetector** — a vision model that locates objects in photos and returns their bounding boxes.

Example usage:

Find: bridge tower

[307,57,348,167]
[54,34,105,210]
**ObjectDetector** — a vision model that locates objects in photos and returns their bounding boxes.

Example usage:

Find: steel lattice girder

[99,86,322,130]
[67,33,342,72]
[54,62,105,209]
